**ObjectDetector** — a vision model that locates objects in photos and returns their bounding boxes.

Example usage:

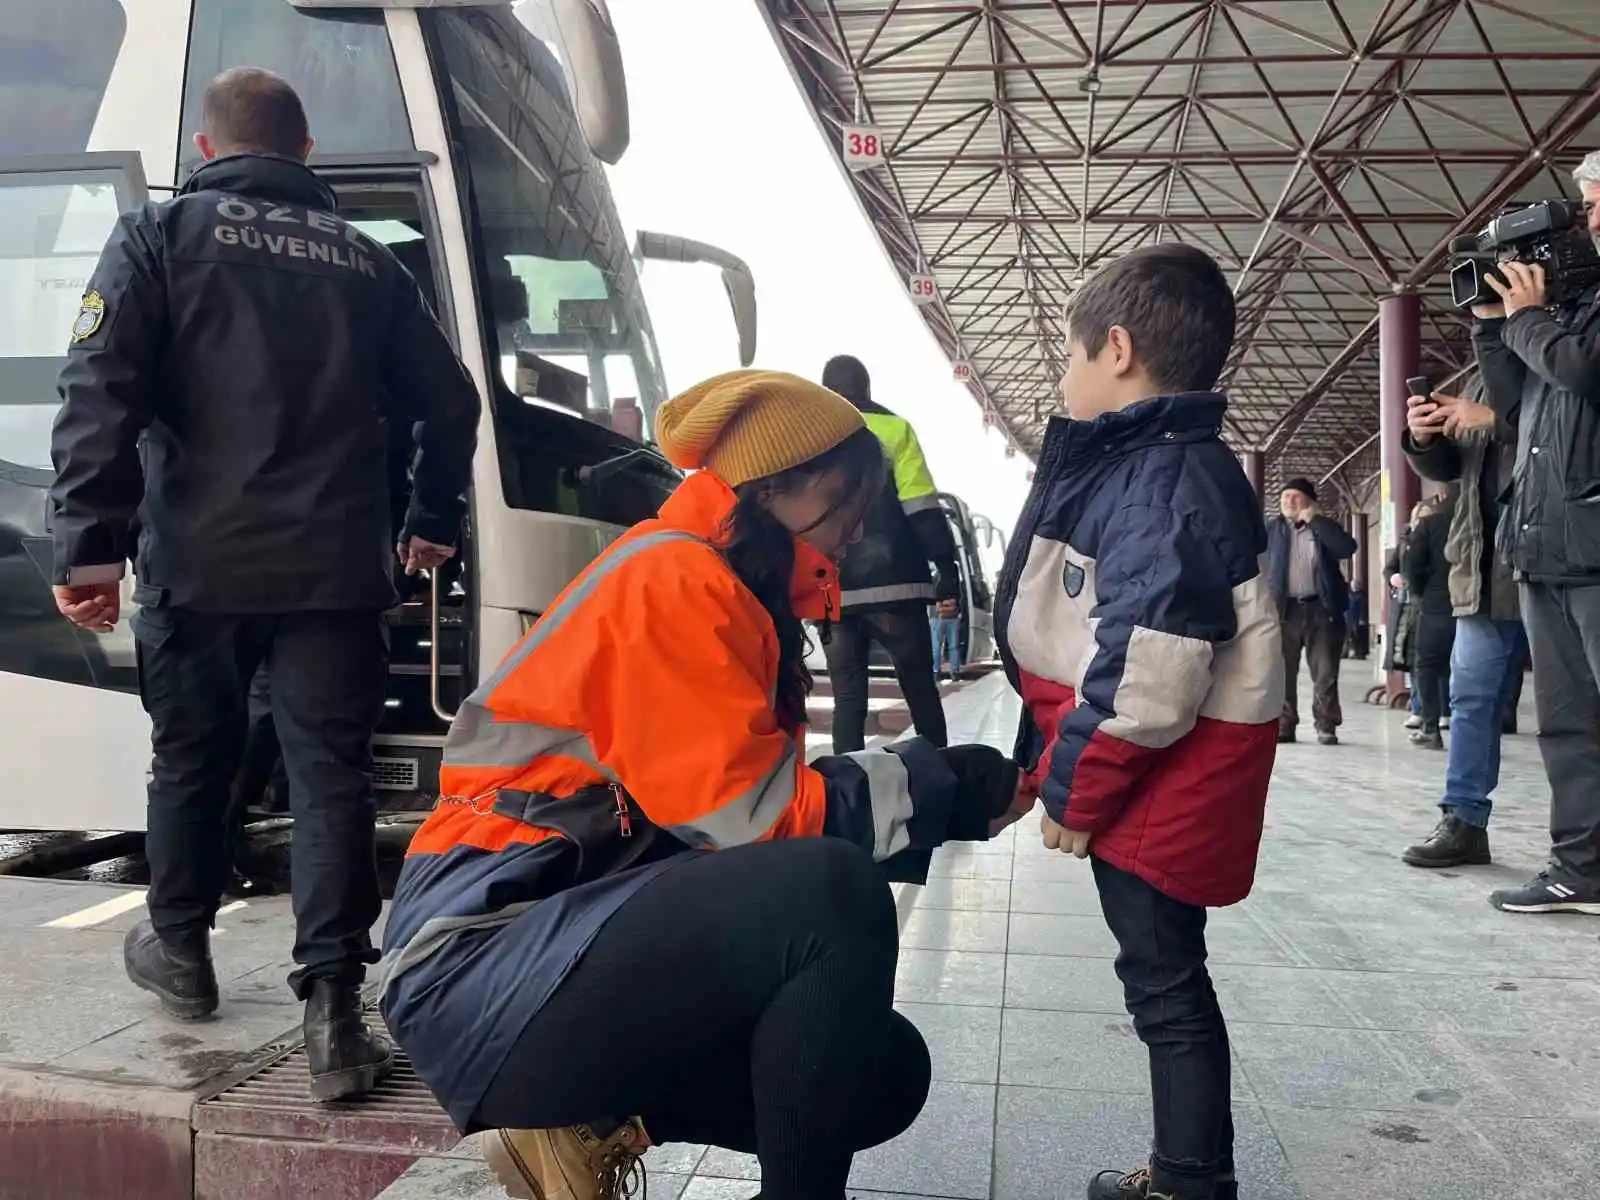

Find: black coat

[1403,505,1456,617]
[51,154,479,612]
[1476,290,1600,584]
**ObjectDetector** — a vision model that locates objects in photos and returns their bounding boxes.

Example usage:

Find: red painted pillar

[1379,293,1422,701]
[1239,449,1265,502]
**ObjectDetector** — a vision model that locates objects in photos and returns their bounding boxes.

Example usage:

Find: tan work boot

[479,1118,648,1200]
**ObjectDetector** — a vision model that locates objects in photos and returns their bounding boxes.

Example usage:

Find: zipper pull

[613,783,632,838]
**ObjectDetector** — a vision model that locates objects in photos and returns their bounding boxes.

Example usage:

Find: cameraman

[1416,151,1600,916]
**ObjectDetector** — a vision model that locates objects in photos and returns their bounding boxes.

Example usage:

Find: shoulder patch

[1062,559,1085,598]
[71,291,106,342]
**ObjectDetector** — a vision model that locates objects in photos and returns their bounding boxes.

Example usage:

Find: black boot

[303,979,395,1102]
[124,919,219,1020]
[1402,815,1491,868]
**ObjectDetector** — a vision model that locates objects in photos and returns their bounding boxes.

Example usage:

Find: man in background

[1267,478,1358,745]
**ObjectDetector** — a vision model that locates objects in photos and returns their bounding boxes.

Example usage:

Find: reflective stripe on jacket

[379,470,960,1000]
[839,411,956,611]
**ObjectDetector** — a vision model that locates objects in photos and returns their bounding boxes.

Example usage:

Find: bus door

[0,152,154,832]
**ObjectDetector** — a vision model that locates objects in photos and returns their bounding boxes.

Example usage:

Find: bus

[0,0,758,834]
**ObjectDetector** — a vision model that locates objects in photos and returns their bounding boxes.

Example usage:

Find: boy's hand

[1041,812,1092,858]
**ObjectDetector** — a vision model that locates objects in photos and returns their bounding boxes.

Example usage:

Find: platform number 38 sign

[842,124,886,171]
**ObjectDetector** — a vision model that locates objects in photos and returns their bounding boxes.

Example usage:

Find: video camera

[1448,199,1600,310]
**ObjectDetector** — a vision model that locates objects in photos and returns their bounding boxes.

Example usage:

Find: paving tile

[1003,953,1127,1015]
[1006,912,1120,959]
[1006,877,1105,917]
[895,1001,1002,1084]
[905,876,1011,913]
[1261,1106,1600,1199]
[645,1143,709,1176]
[998,1008,1147,1093]
[994,1087,1301,1200]
[923,853,1015,881]
[848,1081,995,1199]
[898,908,1008,953]
[894,949,1006,1007]
[1228,1023,1520,1117]
[376,1155,512,1199]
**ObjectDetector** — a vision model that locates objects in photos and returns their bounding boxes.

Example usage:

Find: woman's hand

[988,774,1038,838]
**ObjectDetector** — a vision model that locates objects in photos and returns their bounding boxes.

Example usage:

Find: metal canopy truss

[755,0,1600,498]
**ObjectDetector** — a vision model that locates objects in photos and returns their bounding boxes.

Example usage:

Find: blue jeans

[1440,616,1527,828]
[930,617,962,673]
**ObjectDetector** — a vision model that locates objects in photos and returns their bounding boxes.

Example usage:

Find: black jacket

[51,154,479,612]
[1475,289,1600,584]
[1403,503,1456,617]
[1265,513,1357,617]
[1404,426,1519,621]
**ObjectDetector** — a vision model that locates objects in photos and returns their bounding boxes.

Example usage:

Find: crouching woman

[379,371,1031,1200]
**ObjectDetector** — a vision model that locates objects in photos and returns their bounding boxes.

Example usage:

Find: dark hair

[201,68,311,159]
[1066,243,1237,393]
[822,355,891,416]
[720,426,886,729]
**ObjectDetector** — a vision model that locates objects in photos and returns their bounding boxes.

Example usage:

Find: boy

[930,595,963,678]
[994,243,1284,1200]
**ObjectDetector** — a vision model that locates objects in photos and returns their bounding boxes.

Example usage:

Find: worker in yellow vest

[820,355,959,752]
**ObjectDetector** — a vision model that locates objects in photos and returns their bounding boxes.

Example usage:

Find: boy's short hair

[1066,243,1237,393]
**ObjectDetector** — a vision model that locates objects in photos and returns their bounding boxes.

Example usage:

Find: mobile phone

[1405,375,1430,400]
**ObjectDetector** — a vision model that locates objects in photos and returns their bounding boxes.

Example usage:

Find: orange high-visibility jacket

[378,469,960,1128]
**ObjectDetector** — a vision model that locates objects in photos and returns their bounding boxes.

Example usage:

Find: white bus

[0,0,757,833]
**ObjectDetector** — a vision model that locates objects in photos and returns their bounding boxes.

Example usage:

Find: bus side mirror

[548,0,630,164]
[634,231,758,367]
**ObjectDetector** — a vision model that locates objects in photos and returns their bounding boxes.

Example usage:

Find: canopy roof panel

[754,0,1600,499]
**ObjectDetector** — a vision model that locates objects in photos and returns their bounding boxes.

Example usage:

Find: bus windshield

[432,6,666,425]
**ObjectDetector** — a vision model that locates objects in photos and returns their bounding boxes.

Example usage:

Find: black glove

[939,744,1020,840]
[933,558,961,602]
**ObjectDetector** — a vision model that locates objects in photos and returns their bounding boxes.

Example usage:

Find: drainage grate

[372,757,421,792]
[195,1017,457,1153]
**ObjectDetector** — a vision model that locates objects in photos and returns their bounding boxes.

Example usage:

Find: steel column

[1239,449,1265,501]
[1378,292,1421,703]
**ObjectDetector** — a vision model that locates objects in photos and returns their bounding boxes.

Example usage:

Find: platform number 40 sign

[842,125,886,171]
[908,273,938,305]
[953,361,974,383]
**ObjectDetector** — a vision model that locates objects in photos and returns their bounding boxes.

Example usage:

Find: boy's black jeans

[1092,856,1234,1198]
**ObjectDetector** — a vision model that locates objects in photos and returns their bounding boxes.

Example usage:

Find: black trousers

[823,603,948,754]
[1280,598,1345,733]
[134,607,388,997]
[475,839,931,1200]
[1413,612,1456,729]
[1093,857,1233,1199]
[1520,582,1600,879]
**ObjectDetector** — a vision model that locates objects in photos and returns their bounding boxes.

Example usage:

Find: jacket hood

[182,153,337,212]
[657,470,840,622]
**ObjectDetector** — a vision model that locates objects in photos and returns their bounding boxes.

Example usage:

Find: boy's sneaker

[1402,816,1490,868]
[1087,1166,1237,1200]
[481,1118,648,1200]
[1404,713,1423,730]
[1408,726,1444,750]
[1316,729,1338,746]
[1489,871,1600,915]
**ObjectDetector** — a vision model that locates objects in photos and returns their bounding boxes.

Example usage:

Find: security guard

[50,69,480,1102]
[820,355,959,753]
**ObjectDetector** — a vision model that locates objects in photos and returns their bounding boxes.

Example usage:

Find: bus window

[0,0,127,158]
[429,7,674,526]
[179,0,412,180]
[0,163,137,471]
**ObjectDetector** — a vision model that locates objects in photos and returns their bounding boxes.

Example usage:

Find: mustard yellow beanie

[655,370,865,488]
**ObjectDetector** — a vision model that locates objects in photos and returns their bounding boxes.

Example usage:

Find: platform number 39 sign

[908,274,938,305]
[842,124,886,171]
